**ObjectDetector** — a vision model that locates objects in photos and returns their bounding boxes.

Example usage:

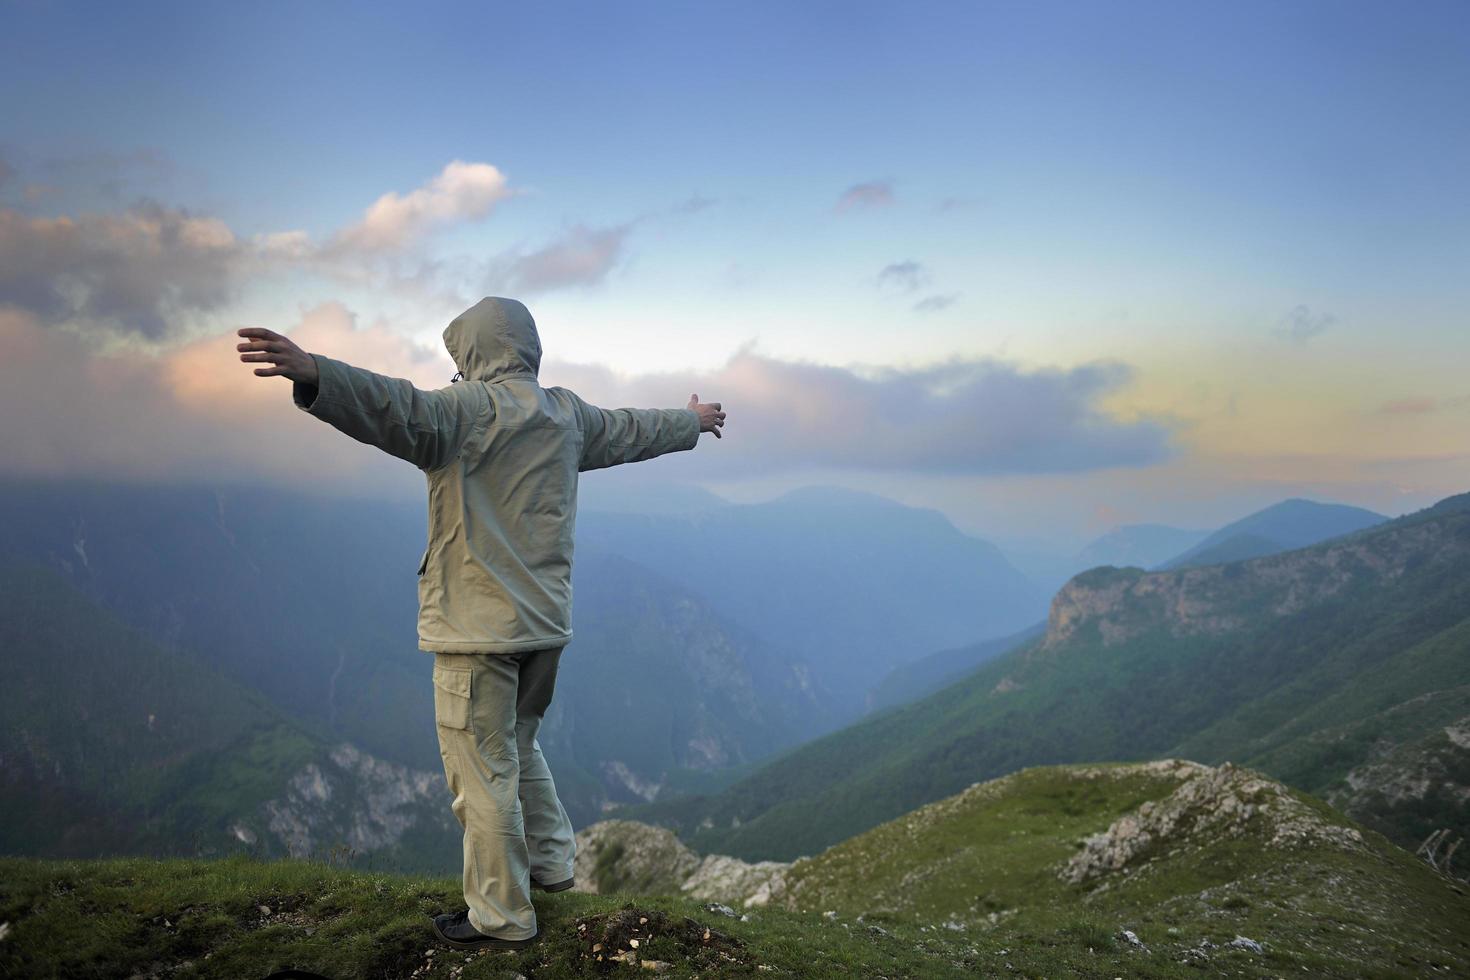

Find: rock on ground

[573,819,790,906]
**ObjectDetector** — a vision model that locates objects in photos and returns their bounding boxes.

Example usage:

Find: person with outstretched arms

[237,296,726,950]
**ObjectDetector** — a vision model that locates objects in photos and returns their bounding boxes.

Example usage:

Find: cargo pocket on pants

[433,664,473,731]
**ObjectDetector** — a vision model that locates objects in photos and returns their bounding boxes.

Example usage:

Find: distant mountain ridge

[1155,496,1387,569]
[579,484,1049,713]
[989,496,1382,605]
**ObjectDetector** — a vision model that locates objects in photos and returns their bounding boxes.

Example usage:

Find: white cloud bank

[0,302,1180,492]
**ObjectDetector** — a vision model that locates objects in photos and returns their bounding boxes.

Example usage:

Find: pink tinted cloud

[0,303,450,492]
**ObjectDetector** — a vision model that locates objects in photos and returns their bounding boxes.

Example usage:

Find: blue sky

[1,1,1467,547]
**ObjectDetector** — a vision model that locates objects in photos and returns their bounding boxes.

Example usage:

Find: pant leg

[513,646,577,885]
[432,652,537,939]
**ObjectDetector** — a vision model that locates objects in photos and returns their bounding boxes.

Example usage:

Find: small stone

[703,929,711,941]
[630,938,640,948]
[639,916,648,925]
[426,949,435,957]
[592,942,603,952]
[258,905,271,916]
[1227,935,1263,953]
[641,961,671,972]
[823,910,837,920]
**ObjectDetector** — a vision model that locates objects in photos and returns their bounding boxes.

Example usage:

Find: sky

[1,0,1467,552]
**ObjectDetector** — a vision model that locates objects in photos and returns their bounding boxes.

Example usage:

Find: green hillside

[775,760,1470,977]
[0,478,845,825]
[628,492,1470,861]
[0,560,456,869]
[0,560,317,857]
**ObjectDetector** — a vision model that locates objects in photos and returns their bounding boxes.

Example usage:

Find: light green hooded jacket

[292,296,701,654]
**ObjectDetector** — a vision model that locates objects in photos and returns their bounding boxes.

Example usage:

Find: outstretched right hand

[687,394,726,439]
[237,327,319,384]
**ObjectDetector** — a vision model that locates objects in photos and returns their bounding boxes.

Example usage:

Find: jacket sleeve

[291,353,489,471]
[570,392,701,472]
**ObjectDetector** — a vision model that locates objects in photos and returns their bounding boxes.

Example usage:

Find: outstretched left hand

[687,393,726,439]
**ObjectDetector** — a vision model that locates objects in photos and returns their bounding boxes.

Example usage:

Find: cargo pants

[432,648,577,939]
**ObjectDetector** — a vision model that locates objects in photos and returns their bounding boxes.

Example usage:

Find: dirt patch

[573,904,751,973]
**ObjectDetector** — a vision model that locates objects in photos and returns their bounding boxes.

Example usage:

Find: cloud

[876,260,928,293]
[935,196,974,213]
[494,223,633,293]
[0,199,243,339]
[1272,304,1335,343]
[835,180,894,213]
[0,158,624,340]
[0,303,449,492]
[912,293,958,313]
[15,147,178,205]
[1376,395,1470,415]
[671,194,717,215]
[0,304,1179,490]
[327,160,512,254]
[875,264,957,313]
[542,347,1179,478]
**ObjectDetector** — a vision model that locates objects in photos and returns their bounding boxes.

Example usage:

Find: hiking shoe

[431,909,540,951]
[533,875,575,892]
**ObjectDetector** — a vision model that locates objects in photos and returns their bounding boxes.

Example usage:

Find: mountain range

[0,474,1448,884]
[625,490,1470,861]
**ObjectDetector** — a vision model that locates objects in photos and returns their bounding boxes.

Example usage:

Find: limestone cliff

[1040,511,1470,652]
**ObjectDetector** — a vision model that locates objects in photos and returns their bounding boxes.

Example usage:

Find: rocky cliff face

[249,742,453,861]
[571,819,789,907]
[1040,514,1469,652]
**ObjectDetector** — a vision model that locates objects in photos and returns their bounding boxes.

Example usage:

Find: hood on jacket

[443,296,542,383]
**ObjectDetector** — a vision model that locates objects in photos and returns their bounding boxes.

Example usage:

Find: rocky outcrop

[258,743,448,859]
[572,819,789,907]
[1060,761,1365,886]
[1041,516,1470,652]
[681,853,791,906]
[1323,708,1470,852]
[1341,716,1470,808]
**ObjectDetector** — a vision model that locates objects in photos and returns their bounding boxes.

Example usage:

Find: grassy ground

[0,852,1342,980]
[2,764,1465,978]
